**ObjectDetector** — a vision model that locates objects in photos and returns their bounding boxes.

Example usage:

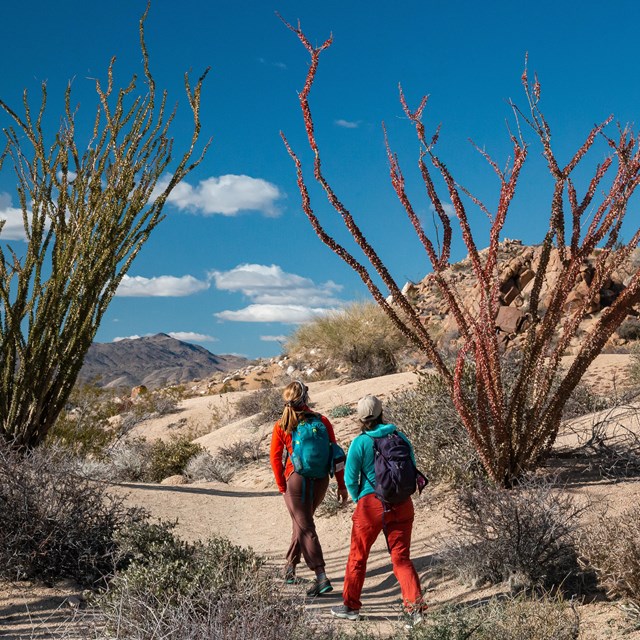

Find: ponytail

[279,380,309,434]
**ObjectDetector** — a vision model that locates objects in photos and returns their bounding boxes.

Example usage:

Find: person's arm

[344,436,363,502]
[321,415,349,503]
[269,423,287,493]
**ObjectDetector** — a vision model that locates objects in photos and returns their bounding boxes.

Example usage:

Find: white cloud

[116,274,210,297]
[113,335,142,342]
[335,119,360,129]
[168,331,217,343]
[260,334,288,342]
[211,264,345,324]
[258,57,287,70]
[153,174,283,217]
[216,304,330,324]
[210,264,343,306]
[429,202,456,218]
[0,192,28,241]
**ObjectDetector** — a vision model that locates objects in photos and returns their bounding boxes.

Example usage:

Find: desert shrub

[618,316,640,341]
[108,438,152,482]
[106,436,203,483]
[184,451,236,483]
[234,386,284,424]
[408,593,578,640]
[217,438,263,466]
[443,476,584,590]
[47,383,122,457]
[386,368,481,484]
[146,436,204,482]
[627,344,640,388]
[578,505,640,604]
[136,387,184,416]
[328,404,356,419]
[286,302,409,380]
[560,404,640,480]
[561,380,612,420]
[0,442,141,586]
[99,521,313,640]
[387,357,611,485]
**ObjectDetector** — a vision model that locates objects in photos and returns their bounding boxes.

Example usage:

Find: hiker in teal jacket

[332,395,425,626]
[343,424,415,502]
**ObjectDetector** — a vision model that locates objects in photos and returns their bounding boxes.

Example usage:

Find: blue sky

[1,0,639,359]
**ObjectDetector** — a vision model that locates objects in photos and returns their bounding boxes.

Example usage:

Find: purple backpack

[369,431,426,505]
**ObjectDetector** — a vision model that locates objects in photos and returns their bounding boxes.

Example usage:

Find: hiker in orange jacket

[270,380,348,596]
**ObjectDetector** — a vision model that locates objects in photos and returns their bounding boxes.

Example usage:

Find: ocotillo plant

[0,7,209,451]
[280,19,640,486]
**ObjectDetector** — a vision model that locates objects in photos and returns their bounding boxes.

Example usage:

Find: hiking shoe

[306,576,333,597]
[404,611,424,629]
[284,565,297,585]
[331,604,360,621]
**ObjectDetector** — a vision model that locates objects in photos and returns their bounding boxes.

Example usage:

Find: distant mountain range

[78,333,250,390]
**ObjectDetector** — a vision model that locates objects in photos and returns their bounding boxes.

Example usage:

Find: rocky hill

[78,333,250,390]
[403,239,640,354]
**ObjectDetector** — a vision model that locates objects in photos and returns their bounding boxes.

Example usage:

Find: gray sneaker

[404,611,424,629]
[331,604,360,621]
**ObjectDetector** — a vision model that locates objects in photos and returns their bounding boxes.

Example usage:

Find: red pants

[283,472,329,572]
[342,493,424,611]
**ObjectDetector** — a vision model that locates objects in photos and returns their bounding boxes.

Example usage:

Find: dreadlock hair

[279,380,310,434]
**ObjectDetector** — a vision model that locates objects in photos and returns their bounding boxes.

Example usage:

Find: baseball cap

[357,395,383,422]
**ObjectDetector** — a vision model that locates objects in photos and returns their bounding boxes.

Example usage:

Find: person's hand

[337,488,349,505]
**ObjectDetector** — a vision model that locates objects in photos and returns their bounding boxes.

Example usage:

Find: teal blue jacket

[344,423,415,502]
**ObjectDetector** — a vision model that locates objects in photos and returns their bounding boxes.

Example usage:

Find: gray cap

[357,395,383,422]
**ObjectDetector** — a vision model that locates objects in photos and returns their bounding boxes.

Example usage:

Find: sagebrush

[286,302,409,380]
[443,476,584,590]
[0,442,141,585]
[99,519,313,640]
[578,505,640,605]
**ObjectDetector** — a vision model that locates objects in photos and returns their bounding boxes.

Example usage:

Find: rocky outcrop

[407,240,639,352]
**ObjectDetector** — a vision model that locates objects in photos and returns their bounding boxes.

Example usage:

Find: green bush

[146,436,204,482]
[105,436,204,483]
[0,442,141,586]
[286,302,409,380]
[443,476,583,590]
[329,404,356,419]
[46,383,121,457]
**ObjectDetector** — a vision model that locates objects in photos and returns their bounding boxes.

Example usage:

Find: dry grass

[286,302,409,380]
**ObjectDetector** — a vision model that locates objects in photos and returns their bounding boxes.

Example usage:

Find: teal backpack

[288,414,332,479]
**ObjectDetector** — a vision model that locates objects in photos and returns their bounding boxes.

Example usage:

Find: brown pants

[283,472,329,572]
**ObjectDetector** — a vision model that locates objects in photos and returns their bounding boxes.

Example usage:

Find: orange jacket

[270,411,346,493]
